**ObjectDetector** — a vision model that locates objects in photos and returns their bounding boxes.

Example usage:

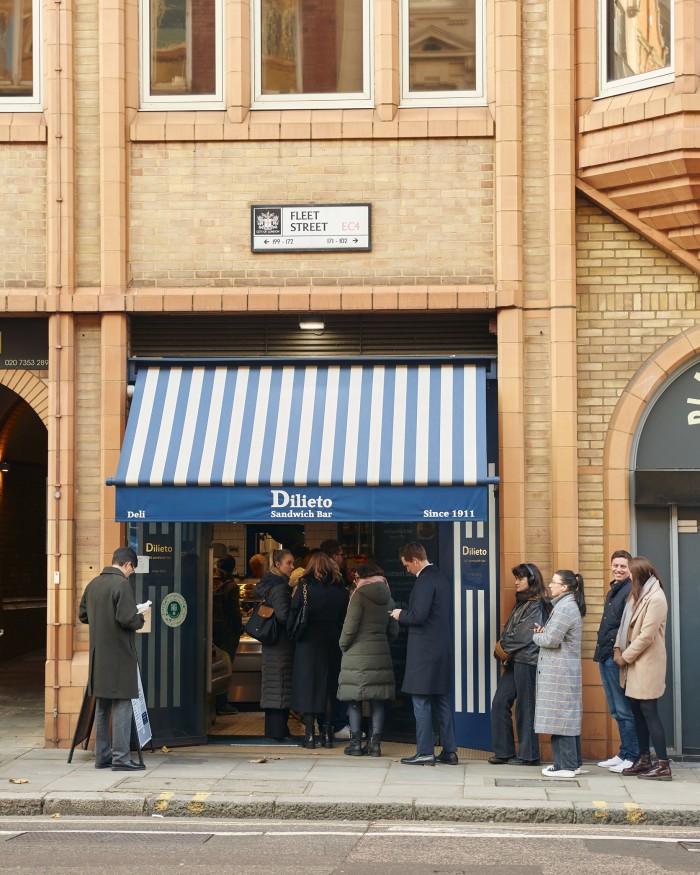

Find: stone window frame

[139,0,226,110]
[399,0,486,107]
[0,0,42,112]
[598,0,674,98]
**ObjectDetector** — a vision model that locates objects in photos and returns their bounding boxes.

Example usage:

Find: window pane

[150,0,216,95]
[407,0,476,93]
[606,0,672,82]
[261,0,364,95]
[0,0,33,97]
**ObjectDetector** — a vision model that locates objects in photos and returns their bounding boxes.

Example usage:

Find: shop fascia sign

[251,203,371,252]
[116,484,488,523]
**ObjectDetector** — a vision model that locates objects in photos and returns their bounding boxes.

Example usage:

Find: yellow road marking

[592,801,608,819]
[154,791,174,812]
[188,791,211,814]
[624,802,644,824]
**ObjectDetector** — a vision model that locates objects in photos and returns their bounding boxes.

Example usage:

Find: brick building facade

[0,0,698,757]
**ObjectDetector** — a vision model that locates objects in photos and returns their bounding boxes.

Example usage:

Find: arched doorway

[0,383,48,738]
[632,356,700,757]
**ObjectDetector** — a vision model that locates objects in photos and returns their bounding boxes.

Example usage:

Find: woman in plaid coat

[533,570,587,778]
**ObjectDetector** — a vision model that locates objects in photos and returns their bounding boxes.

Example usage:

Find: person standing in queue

[389,542,458,766]
[488,562,548,766]
[78,546,148,771]
[255,549,296,742]
[594,549,639,773]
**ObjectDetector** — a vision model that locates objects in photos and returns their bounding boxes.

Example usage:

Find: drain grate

[495,778,580,787]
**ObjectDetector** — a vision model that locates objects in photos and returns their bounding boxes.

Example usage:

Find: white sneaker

[598,755,623,768]
[574,767,588,775]
[333,725,351,740]
[541,765,577,778]
[609,759,634,773]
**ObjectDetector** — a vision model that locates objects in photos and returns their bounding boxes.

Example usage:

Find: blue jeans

[551,734,581,771]
[411,693,456,756]
[599,657,639,761]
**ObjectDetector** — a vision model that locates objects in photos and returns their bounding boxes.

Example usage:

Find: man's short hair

[400,541,427,562]
[319,539,342,557]
[611,549,632,563]
[112,546,138,569]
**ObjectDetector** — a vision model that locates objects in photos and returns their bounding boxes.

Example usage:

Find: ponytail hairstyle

[266,548,293,577]
[554,569,587,617]
[628,556,663,603]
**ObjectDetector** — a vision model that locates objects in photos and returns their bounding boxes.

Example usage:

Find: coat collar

[630,578,661,623]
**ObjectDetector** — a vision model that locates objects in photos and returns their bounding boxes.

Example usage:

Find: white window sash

[400,0,486,106]
[139,0,225,111]
[598,0,674,98]
[251,0,373,110]
[0,0,42,111]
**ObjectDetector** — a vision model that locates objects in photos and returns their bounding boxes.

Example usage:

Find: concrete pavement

[1,652,698,825]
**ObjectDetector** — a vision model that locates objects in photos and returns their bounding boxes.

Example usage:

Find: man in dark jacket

[593,549,638,772]
[390,542,458,766]
[79,547,147,771]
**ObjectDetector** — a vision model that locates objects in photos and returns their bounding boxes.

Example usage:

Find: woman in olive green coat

[337,562,398,757]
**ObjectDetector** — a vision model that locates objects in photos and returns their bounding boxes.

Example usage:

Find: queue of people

[489,553,671,781]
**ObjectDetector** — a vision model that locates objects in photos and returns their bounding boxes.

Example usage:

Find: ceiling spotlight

[0,461,8,473]
[299,315,325,332]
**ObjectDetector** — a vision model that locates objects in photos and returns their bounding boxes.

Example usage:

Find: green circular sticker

[161,593,188,628]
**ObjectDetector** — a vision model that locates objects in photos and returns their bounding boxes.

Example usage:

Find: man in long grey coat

[390,542,458,766]
[79,546,147,771]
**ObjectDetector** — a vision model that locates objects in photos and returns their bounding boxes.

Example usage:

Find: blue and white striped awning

[115,362,487,489]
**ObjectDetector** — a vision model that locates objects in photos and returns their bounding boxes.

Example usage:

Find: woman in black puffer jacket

[337,563,398,757]
[488,562,549,766]
[255,549,295,741]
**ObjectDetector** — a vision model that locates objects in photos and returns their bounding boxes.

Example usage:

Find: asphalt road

[1,819,700,874]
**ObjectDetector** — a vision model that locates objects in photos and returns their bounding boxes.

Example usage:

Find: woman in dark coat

[488,562,548,766]
[254,549,295,741]
[337,562,398,757]
[288,552,348,749]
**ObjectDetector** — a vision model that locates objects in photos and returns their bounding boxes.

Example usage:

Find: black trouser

[627,695,668,761]
[490,661,539,761]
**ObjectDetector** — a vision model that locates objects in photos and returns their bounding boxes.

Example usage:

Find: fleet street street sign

[251,204,371,252]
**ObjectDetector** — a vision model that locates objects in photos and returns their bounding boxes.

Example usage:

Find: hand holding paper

[136,600,152,615]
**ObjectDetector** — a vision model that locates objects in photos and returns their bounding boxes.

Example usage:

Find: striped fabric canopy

[115,362,487,488]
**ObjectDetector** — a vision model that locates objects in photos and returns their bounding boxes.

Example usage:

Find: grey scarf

[617,575,657,651]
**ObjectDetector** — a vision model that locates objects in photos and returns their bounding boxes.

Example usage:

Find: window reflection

[149,0,216,95]
[407,0,476,93]
[0,0,33,98]
[260,0,364,95]
[607,0,671,82]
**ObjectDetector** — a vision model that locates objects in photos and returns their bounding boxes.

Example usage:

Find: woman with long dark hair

[614,556,671,780]
[488,562,548,766]
[337,562,398,757]
[254,549,296,742]
[533,569,586,778]
[288,551,348,749]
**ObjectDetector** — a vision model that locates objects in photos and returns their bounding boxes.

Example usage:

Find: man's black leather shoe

[400,753,436,766]
[95,761,112,769]
[437,751,459,765]
[111,761,146,771]
[487,755,510,764]
[508,757,540,766]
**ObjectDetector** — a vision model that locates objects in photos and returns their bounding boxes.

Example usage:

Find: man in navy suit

[390,541,458,766]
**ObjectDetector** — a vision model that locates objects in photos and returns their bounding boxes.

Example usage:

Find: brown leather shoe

[638,758,672,780]
[621,753,651,775]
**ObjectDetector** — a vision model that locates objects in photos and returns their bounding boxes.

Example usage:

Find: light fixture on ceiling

[0,461,9,473]
[299,315,325,332]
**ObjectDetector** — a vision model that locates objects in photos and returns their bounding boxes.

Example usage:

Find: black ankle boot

[322,723,334,748]
[367,733,382,757]
[300,721,315,749]
[343,731,365,757]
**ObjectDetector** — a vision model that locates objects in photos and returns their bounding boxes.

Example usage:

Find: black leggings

[627,696,668,761]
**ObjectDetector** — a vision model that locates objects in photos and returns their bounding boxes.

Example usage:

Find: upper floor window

[140,0,224,109]
[252,0,372,108]
[0,0,41,110]
[401,0,485,105]
[601,0,673,95]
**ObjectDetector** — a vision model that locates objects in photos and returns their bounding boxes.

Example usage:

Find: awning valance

[112,361,491,522]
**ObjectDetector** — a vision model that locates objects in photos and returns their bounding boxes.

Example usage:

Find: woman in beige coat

[613,556,670,780]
